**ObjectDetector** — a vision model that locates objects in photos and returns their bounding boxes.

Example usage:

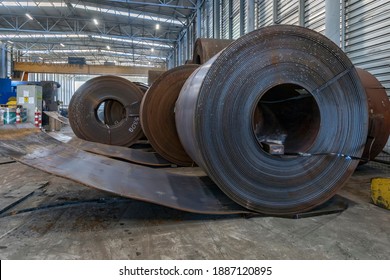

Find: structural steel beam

[103,0,197,10]
[13,62,166,76]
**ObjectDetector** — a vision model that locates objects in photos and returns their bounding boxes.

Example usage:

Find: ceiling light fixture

[60,43,65,47]
[155,24,160,30]
[151,48,154,52]
[93,18,98,25]
[25,13,33,20]
[106,45,110,50]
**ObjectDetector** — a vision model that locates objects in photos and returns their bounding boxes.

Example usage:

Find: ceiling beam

[99,0,197,10]
[13,61,166,75]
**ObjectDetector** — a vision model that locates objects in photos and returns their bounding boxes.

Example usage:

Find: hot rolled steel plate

[192,38,234,65]
[67,137,171,167]
[0,126,250,215]
[68,75,144,147]
[356,68,390,161]
[140,65,199,166]
[176,25,368,215]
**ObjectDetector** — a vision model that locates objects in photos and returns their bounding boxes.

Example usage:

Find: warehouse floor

[0,153,389,260]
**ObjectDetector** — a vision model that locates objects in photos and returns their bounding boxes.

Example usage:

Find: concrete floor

[0,155,389,260]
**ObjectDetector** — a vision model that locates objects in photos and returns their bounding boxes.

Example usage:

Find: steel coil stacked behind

[356,68,390,161]
[192,38,234,65]
[176,25,369,215]
[68,75,144,147]
[140,64,199,166]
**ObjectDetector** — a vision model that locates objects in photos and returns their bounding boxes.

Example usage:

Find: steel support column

[298,0,305,26]
[0,43,7,78]
[246,0,255,32]
[325,0,341,46]
[214,0,221,39]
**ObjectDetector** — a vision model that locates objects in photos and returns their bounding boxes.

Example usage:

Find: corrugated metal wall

[305,0,326,34]
[221,0,230,39]
[276,0,299,25]
[257,0,274,27]
[29,73,76,106]
[232,0,241,39]
[345,0,390,96]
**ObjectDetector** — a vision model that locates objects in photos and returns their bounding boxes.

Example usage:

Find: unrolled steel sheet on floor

[0,126,250,215]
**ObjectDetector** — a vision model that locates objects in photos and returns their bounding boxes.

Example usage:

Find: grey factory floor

[0,153,389,260]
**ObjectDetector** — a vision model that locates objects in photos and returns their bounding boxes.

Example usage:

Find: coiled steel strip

[356,68,390,161]
[192,38,234,64]
[176,25,368,215]
[140,65,199,166]
[68,75,144,147]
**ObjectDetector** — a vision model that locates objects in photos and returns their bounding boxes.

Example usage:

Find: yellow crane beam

[13,62,166,76]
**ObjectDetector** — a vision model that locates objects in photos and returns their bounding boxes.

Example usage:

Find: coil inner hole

[253,83,321,155]
[96,99,126,126]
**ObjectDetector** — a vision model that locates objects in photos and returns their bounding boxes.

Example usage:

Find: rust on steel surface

[140,65,199,166]
[46,127,170,167]
[356,68,390,161]
[68,75,144,147]
[176,25,368,215]
[192,38,234,64]
[0,126,250,215]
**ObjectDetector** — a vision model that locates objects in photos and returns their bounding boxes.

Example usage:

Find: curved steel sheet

[0,126,250,215]
[140,64,199,166]
[67,137,171,167]
[192,38,234,65]
[176,25,368,215]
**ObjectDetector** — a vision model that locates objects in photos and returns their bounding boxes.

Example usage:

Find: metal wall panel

[242,0,247,35]
[232,0,241,38]
[277,0,299,25]
[29,73,76,106]
[221,0,230,39]
[207,0,214,38]
[345,0,390,96]
[304,0,325,33]
[257,0,274,27]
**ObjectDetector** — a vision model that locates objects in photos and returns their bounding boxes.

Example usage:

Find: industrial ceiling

[0,0,197,67]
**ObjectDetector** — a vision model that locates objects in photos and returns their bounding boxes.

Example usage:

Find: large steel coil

[140,64,199,166]
[176,25,368,215]
[356,68,390,161]
[68,75,144,147]
[192,38,234,64]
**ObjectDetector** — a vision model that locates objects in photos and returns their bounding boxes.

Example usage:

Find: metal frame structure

[0,0,198,67]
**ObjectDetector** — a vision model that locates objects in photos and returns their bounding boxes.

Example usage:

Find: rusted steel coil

[140,64,199,166]
[356,68,390,161]
[176,25,368,215]
[68,75,144,147]
[192,38,234,64]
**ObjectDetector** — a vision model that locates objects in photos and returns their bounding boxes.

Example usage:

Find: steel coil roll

[192,38,234,64]
[356,68,390,161]
[69,75,144,147]
[140,64,199,166]
[176,25,368,215]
